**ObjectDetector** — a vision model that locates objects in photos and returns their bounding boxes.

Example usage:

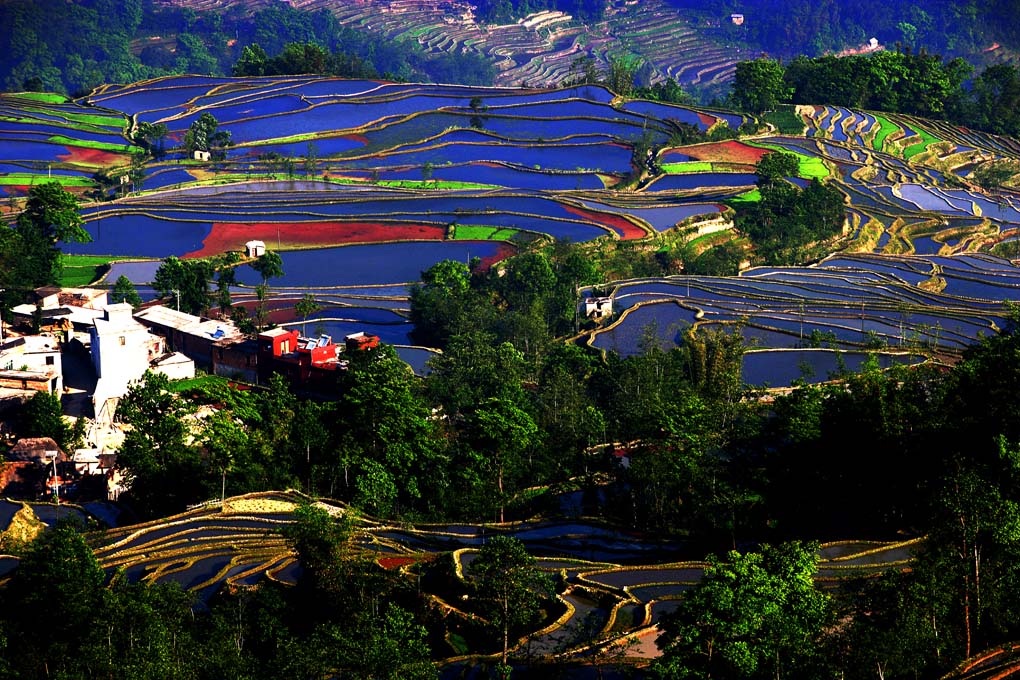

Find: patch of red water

[186,221,447,257]
[378,556,417,570]
[682,140,768,165]
[697,112,717,127]
[561,204,646,240]
[475,241,517,270]
[57,146,127,165]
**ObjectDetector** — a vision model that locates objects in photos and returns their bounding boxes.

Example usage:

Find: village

[0,248,380,507]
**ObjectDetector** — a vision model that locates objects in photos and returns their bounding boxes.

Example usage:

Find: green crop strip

[373,179,500,190]
[748,142,830,180]
[12,92,67,103]
[728,188,761,204]
[871,114,898,152]
[902,129,941,159]
[59,254,126,287]
[45,135,138,153]
[660,161,713,174]
[761,106,805,135]
[451,225,518,240]
[171,374,232,393]
[0,174,94,186]
[22,106,125,129]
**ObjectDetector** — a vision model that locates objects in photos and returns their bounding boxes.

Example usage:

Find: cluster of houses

[1,283,379,504]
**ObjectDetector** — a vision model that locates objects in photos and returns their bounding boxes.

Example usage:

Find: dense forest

[0,0,495,95]
[12,246,1020,677]
[729,50,1020,139]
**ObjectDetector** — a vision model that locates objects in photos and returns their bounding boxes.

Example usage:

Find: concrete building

[245,240,266,258]
[583,296,613,320]
[90,304,165,424]
[135,305,243,366]
[10,286,109,337]
[0,335,63,393]
[150,351,196,381]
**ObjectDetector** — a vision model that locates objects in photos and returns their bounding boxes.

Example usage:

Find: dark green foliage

[467,535,554,664]
[5,182,90,297]
[755,151,801,183]
[184,112,231,156]
[783,49,972,119]
[0,521,202,679]
[653,542,832,680]
[19,391,71,450]
[684,241,744,276]
[689,0,1013,60]
[115,371,205,517]
[334,344,441,517]
[0,0,494,94]
[111,273,143,309]
[153,255,213,316]
[0,0,145,94]
[731,58,791,114]
[733,49,1020,139]
[735,178,846,266]
[474,0,604,23]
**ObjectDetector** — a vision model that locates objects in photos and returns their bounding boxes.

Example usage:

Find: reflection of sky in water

[741,350,921,388]
[232,242,503,287]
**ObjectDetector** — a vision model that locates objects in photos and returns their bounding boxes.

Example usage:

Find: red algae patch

[562,205,646,240]
[681,140,768,165]
[378,556,417,570]
[57,146,128,166]
[697,111,718,127]
[186,221,447,257]
[476,241,517,270]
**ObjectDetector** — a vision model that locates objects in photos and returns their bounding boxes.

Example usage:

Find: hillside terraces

[5,490,913,669]
[5,75,1020,382]
[157,0,740,89]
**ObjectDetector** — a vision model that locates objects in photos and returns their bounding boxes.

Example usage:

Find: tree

[731,58,790,114]
[468,536,553,666]
[607,56,637,97]
[304,141,319,177]
[184,112,231,157]
[250,250,284,331]
[13,181,91,287]
[654,542,831,680]
[116,371,205,517]
[469,96,487,129]
[215,265,236,317]
[409,259,481,347]
[153,255,212,315]
[134,121,169,157]
[233,43,268,76]
[20,391,72,450]
[1,521,106,678]
[467,397,539,523]
[335,344,439,516]
[111,273,143,309]
[295,293,322,336]
[755,151,801,184]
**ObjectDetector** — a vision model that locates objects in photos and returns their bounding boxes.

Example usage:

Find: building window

[119,336,126,346]
[45,356,54,365]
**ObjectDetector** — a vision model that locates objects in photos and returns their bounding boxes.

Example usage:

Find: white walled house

[245,240,266,258]
[89,304,165,424]
[0,335,63,393]
[90,304,157,381]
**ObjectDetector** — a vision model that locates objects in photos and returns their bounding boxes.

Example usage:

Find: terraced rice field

[0,490,920,669]
[3,73,1019,380]
[0,92,132,196]
[583,252,1017,387]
